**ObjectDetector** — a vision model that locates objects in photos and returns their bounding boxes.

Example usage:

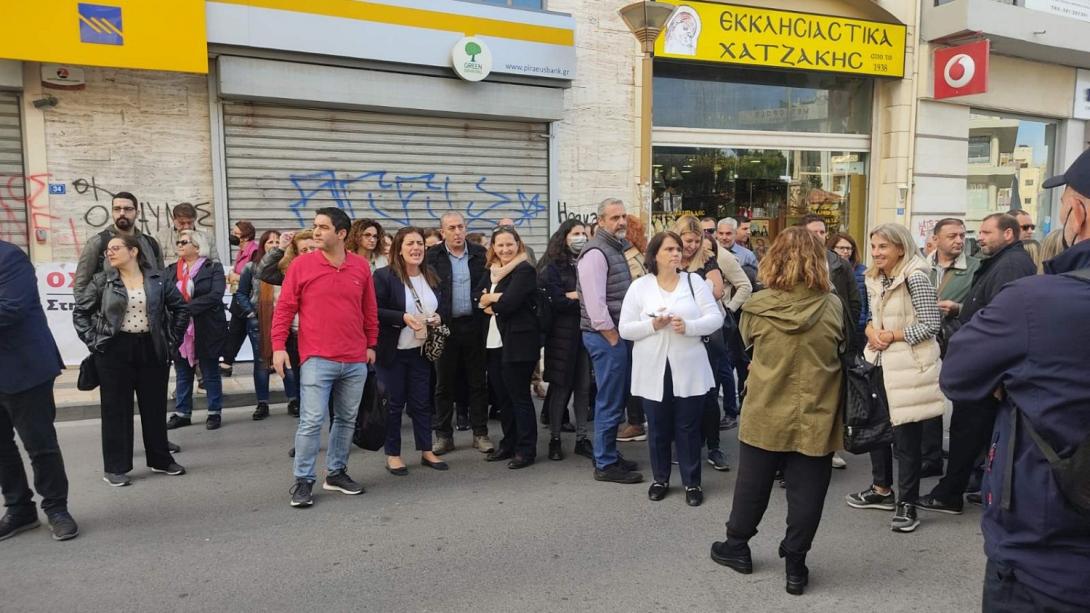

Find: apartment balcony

[924,0,1090,67]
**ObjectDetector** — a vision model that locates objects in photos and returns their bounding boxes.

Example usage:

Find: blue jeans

[293,357,367,482]
[174,356,223,416]
[583,331,630,470]
[246,318,298,403]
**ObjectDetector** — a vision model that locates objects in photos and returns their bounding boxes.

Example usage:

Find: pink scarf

[176,257,206,366]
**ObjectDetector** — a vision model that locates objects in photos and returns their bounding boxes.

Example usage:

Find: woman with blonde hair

[1040,228,1067,265]
[1022,239,1043,274]
[671,215,730,471]
[710,227,843,595]
[845,222,944,534]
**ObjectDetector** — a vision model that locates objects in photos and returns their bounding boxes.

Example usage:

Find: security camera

[33,95,58,109]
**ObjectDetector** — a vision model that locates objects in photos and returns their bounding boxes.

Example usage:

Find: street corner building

[2,0,1090,362]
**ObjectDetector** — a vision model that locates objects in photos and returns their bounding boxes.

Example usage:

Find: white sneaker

[831,453,847,469]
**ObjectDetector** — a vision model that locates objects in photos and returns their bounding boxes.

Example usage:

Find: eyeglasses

[703,228,715,236]
[112,206,136,213]
[1021,224,1036,231]
[175,240,190,247]
[834,245,853,253]
[103,245,125,255]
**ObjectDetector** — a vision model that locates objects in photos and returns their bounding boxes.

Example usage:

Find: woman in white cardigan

[619,231,724,507]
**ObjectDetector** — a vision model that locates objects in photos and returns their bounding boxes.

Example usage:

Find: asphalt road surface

[2,404,985,612]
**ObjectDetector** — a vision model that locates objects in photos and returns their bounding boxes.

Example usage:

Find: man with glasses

[74,192,164,295]
[1007,208,1036,241]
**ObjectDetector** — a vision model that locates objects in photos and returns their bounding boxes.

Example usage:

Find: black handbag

[407,282,449,362]
[77,354,100,391]
[841,352,894,454]
[352,371,388,452]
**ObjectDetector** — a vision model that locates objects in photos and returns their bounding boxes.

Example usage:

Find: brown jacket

[739,285,844,456]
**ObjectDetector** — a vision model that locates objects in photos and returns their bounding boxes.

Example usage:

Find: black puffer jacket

[541,257,582,388]
[73,267,189,364]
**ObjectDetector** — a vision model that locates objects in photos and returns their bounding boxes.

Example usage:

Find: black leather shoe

[252,403,270,421]
[0,513,39,542]
[648,482,668,501]
[166,415,191,430]
[548,437,563,461]
[455,412,470,432]
[385,461,408,476]
[205,414,221,430]
[920,462,944,479]
[507,455,534,469]
[710,541,753,574]
[786,573,809,595]
[421,457,449,471]
[167,441,182,454]
[783,549,809,596]
[617,453,639,472]
[685,486,704,507]
[485,449,514,462]
[287,399,300,417]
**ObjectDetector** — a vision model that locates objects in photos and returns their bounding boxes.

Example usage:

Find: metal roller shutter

[222,102,551,253]
[0,93,28,251]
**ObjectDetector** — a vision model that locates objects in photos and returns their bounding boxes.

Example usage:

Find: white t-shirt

[398,275,438,350]
[485,281,502,349]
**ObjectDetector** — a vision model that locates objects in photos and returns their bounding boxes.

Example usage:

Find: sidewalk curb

[56,391,289,422]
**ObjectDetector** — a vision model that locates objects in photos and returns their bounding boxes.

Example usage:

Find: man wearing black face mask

[73,192,164,296]
[939,148,1090,612]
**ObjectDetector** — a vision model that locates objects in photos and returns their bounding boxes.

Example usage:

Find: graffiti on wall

[0,172,212,257]
[286,170,546,230]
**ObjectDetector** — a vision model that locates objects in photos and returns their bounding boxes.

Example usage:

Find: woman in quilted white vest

[845,223,944,534]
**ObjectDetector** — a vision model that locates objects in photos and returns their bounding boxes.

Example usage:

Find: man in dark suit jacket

[0,240,78,541]
[426,212,494,455]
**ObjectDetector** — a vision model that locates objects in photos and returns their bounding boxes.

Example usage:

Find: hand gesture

[650,314,671,331]
[670,315,686,335]
[403,313,425,331]
[278,232,294,250]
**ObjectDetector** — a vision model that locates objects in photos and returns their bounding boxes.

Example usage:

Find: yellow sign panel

[0,1,207,74]
[655,2,906,78]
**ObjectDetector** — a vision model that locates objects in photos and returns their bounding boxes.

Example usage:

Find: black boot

[781,546,809,596]
[710,539,752,574]
[548,436,563,461]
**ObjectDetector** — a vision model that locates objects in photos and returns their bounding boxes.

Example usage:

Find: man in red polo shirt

[272,207,378,508]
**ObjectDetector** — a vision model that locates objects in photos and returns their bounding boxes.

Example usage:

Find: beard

[114,217,134,231]
[613,228,627,240]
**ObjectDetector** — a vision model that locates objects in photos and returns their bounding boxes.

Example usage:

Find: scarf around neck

[176,257,207,366]
[490,252,528,285]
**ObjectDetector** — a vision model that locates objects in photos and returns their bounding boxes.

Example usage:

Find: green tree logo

[465,41,482,62]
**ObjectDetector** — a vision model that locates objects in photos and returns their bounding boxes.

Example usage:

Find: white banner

[1024,0,1090,22]
[36,262,250,366]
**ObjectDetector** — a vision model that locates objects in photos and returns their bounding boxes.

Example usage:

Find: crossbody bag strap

[406,280,426,313]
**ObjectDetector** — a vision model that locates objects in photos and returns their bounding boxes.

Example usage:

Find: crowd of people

[3,149,1090,610]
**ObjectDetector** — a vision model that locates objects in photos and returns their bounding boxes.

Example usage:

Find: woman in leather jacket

[73,234,189,487]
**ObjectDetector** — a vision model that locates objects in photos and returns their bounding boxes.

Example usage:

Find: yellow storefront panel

[0,1,207,73]
[655,2,906,78]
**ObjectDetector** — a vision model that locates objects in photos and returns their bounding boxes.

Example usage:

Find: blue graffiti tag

[287,170,545,230]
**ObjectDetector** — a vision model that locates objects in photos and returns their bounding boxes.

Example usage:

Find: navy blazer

[0,241,63,394]
[373,266,450,365]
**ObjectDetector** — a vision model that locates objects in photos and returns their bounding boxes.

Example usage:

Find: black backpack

[1001,268,1090,516]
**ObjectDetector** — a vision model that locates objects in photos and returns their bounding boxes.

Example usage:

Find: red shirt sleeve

[360,264,379,350]
[271,259,301,351]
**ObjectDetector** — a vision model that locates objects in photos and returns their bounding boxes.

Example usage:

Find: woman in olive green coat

[710,227,844,597]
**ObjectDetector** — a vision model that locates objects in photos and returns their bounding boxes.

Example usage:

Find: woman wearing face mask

[73,235,190,486]
[540,220,594,461]
[619,231,723,506]
[477,227,541,469]
[373,227,451,475]
[236,230,300,420]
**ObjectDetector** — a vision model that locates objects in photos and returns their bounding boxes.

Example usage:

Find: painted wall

[34,66,214,262]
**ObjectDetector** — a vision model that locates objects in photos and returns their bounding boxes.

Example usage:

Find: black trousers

[642,364,703,487]
[435,318,489,437]
[726,442,833,557]
[931,398,998,501]
[487,350,537,460]
[869,420,924,503]
[96,333,174,474]
[0,379,69,516]
[921,416,944,467]
[982,559,1084,613]
[701,330,728,450]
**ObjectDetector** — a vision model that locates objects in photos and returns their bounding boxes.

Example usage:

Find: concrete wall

[31,65,214,262]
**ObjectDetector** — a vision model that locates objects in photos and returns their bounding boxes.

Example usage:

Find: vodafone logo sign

[934,40,989,99]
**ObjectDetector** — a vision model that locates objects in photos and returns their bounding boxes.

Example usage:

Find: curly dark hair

[345,219,387,256]
[542,219,586,269]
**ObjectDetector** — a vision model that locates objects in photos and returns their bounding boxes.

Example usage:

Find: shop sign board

[933,40,989,100]
[1024,0,1090,23]
[452,37,493,82]
[0,1,207,74]
[1074,69,1090,120]
[654,2,906,78]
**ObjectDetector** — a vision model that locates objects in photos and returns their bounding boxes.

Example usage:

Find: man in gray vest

[577,198,643,484]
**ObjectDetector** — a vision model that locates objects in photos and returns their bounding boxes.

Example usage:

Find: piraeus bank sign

[655,2,906,78]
